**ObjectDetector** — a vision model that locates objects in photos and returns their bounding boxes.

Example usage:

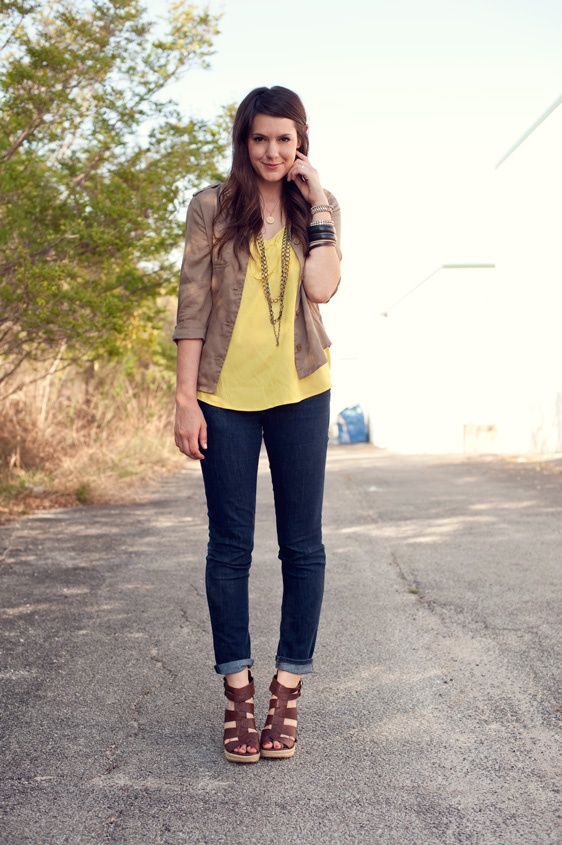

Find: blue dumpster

[337,405,368,444]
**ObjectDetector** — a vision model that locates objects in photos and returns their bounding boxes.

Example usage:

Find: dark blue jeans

[199,390,330,676]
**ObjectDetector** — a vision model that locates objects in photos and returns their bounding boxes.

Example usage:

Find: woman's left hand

[286,151,328,206]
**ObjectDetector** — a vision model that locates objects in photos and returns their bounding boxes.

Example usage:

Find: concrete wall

[359,101,562,455]
[493,101,562,454]
[367,266,499,453]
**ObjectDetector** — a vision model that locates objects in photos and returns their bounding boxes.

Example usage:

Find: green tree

[0,0,229,394]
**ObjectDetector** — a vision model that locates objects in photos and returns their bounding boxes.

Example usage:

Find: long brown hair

[215,86,311,259]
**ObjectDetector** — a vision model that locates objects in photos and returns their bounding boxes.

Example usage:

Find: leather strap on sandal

[260,675,302,751]
[223,673,259,756]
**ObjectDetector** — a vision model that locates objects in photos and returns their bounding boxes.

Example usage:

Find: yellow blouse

[198,227,331,411]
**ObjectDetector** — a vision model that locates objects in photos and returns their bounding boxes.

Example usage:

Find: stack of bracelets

[308,204,337,251]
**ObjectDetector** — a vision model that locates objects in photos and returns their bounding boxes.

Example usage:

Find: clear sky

[150,0,562,344]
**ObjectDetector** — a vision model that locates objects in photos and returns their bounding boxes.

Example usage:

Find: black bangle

[308,234,336,243]
[308,225,335,236]
[308,231,337,241]
[308,227,336,235]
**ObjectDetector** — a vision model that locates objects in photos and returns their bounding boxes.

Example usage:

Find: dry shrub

[0,359,185,518]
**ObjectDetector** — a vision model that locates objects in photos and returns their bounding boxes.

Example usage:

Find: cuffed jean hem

[214,658,254,676]
[275,657,314,675]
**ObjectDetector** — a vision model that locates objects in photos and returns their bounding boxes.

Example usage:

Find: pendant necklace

[256,224,291,346]
[263,196,281,225]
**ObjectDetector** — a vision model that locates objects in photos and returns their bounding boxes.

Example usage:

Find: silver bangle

[309,219,335,228]
[310,204,332,215]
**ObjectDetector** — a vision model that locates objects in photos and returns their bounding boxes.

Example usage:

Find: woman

[173,86,341,762]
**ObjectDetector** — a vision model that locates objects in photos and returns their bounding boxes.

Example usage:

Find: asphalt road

[1,446,561,845]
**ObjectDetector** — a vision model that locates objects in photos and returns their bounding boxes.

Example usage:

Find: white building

[363,96,562,455]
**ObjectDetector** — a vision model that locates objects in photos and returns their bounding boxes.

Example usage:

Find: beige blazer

[173,182,341,394]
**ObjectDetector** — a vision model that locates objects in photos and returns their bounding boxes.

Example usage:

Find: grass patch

[75,483,92,505]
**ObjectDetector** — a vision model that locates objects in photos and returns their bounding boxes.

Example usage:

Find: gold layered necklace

[255,224,291,346]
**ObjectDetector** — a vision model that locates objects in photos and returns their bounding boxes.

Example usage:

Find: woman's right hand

[174,398,208,460]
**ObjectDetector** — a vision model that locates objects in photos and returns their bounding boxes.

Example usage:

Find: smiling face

[247,114,300,186]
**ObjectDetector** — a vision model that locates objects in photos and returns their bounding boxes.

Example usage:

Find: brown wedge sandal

[223,672,260,764]
[260,675,303,759]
